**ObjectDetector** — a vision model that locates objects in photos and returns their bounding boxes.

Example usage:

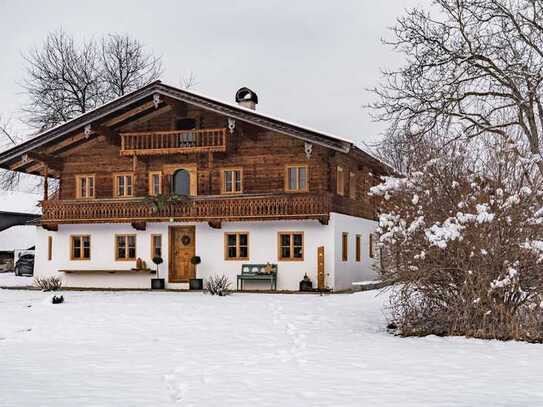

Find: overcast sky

[0,0,422,161]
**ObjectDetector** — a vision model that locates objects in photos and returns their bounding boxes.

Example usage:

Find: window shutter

[189,169,198,196]
[166,175,173,194]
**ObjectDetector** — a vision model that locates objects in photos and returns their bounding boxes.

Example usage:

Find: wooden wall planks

[56,103,382,220]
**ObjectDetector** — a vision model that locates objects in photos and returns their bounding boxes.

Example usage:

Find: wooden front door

[317,246,325,289]
[169,226,196,283]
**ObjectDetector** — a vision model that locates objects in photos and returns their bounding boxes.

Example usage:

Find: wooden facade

[0,82,387,228]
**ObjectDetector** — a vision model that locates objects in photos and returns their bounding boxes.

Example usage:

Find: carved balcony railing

[41,193,331,225]
[120,128,227,156]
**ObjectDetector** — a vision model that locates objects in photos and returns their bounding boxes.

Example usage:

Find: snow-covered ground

[0,272,33,287]
[1,285,542,406]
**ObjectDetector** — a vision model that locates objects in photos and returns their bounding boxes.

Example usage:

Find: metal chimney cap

[235,87,258,104]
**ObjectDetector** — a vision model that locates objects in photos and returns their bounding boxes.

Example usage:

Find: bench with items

[237,263,277,291]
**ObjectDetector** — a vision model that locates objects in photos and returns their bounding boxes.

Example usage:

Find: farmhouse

[0,82,388,290]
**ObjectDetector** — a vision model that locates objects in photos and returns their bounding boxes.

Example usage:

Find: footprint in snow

[164,367,191,403]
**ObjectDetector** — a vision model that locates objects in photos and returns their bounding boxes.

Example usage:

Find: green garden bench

[237,264,277,291]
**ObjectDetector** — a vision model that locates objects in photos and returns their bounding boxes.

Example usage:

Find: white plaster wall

[34,215,378,291]
[195,220,334,291]
[35,219,336,291]
[36,224,163,289]
[329,212,379,291]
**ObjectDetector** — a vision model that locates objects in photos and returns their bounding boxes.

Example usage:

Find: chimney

[235,87,258,110]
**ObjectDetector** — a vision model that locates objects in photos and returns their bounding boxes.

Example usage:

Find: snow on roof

[0,225,36,251]
[0,190,41,214]
[170,84,354,145]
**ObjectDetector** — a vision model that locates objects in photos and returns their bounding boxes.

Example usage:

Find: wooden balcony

[41,193,331,225]
[120,128,227,156]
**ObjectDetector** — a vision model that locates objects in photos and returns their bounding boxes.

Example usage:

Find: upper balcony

[120,128,227,156]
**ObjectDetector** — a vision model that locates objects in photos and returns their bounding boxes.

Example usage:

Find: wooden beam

[163,96,186,117]
[43,166,49,201]
[10,158,34,171]
[318,216,330,226]
[104,101,156,127]
[42,223,58,232]
[25,162,60,177]
[23,151,52,163]
[10,150,62,173]
[23,152,62,171]
[46,131,88,154]
[131,221,147,231]
[208,221,222,229]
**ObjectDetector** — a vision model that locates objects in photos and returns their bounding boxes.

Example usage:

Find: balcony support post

[43,165,49,201]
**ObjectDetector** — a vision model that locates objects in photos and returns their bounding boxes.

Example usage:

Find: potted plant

[189,256,203,290]
[144,194,186,214]
[151,256,165,289]
[299,273,313,292]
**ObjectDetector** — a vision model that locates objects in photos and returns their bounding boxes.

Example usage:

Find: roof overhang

[0,81,392,173]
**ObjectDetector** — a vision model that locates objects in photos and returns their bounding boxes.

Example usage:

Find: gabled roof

[0,81,390,172]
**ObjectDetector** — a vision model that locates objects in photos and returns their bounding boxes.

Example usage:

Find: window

[356,234,361,262]
[173,169,191,196]
[48,236,53,261]
[349,171,356,199]
[342,232,348,262]
[114,173,134,197]
[285,165,308,192]
[151,235,162,258]
[337,166,345,195]
[71,235,90,260]
[148,172,162,196]
[221,169,243,194]
[278,232,304,261]
[115,235,136,261]
[75,175,95,199]
[224,232,249,260]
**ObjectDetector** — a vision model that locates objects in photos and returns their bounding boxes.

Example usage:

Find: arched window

[173,169,190,196]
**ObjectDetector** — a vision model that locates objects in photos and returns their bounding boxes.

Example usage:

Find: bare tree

[371,0,543,182]
[179,71,198,90]
[22,30,163,131]
[0,116,21,189]
[100,34,162,99]
[23,29,103,130]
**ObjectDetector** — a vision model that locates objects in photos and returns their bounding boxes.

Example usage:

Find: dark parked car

[14,253,34,277]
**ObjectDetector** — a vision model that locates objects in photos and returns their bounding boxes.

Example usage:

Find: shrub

[33,276,63,291]
[207,275,231,296]
[371,157,543,342]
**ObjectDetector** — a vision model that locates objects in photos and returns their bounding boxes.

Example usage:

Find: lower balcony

[41,193,331,227]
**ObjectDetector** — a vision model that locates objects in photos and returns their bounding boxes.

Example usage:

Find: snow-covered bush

[33,276,63,291]
[207,275,231,296]
[371,157,543,342]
